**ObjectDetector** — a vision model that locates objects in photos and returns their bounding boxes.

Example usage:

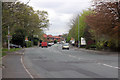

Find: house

[47,35,54,42]
[43,34,47,41]
[54,36,61,42]
[42,34,63,42]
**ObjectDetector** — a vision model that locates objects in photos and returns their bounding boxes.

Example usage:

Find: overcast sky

[19,0,92,36]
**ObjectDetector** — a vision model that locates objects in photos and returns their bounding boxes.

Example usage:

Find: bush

[96,41,104,50]
[54,40,57,44]
[107,40,118,51]
[34,39,38,46]
[26,41,32,47]
[86,44,96,49]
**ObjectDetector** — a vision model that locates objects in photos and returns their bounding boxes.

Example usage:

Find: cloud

[19,0,92,35]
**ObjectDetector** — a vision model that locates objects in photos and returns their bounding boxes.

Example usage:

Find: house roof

[43,34,47,38]
[54,36,61,39]
[47,35,53,38]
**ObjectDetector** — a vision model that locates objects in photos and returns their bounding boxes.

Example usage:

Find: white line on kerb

[21,54,34,79]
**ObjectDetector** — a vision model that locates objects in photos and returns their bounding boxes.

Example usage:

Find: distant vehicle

[62,43,69,50]
[61,41,65,44]
[57,42,60,44]
[51,42,54,45]
[41,42,48,48]
[10,44,21,48]
[48,42,53,46]
[70,40,75,46]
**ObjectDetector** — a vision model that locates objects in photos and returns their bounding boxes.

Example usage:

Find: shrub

[86,44,96,49]
[96,41,104,50]
[26,41,32,47]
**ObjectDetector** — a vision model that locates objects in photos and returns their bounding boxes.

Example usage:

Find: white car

[48,43,53,46]
[62,43,69,50]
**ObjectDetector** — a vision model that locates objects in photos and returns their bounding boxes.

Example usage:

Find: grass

[2,48,21,52]
[1,48,22,57]
[2,52,7,57]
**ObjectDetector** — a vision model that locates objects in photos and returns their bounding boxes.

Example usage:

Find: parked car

[41,42,48,48]
[62,43,69,50]
[10,44,21,48]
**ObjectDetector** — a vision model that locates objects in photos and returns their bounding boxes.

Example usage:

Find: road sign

[25,37,28,41]
[81,37,86,45]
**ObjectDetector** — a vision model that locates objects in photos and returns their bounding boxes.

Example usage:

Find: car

[62,43,69,50]
[48,42,53,46]
[61,41,65,44]
[51,42,54,45]
[10,44,21,48]
[41,42,48,48]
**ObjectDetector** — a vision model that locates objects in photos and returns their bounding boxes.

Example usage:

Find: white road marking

[54,46,120,70]
[97,63,120,69]
[102,64,120,69]
[68,54,120,69]
[21,54,34,79]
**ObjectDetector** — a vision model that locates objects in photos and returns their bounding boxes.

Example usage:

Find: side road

[2,49,31,78]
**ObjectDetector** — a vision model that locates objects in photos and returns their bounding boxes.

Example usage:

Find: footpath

[2,49,31,78]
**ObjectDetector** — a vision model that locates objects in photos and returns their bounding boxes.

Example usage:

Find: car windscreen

[63,43,69,46]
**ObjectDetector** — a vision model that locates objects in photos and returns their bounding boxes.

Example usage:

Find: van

[41,42,48,48]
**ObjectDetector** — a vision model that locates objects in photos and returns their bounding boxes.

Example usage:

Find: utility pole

[8,26,10,50]
[78,15,80,48]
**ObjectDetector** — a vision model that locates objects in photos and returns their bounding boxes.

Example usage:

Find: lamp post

[8,26,10,50]
[78,14,80,48]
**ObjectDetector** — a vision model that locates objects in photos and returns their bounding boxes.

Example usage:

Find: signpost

[25,37,28,41]
[81,37,86,46]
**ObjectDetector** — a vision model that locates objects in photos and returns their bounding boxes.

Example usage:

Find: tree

[67,10,92,45]
[11,29,26,47]
[86,1,120,50]
[2,1,49,47]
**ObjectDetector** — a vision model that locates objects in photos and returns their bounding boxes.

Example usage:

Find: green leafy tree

[2,1,49,47]
[68,10,92,45]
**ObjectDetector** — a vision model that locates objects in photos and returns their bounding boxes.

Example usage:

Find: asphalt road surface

[22,44,118,78]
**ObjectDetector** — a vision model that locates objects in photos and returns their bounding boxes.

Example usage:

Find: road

[22,44,118,78]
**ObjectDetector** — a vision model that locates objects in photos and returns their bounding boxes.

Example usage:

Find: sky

[19,0,92,36]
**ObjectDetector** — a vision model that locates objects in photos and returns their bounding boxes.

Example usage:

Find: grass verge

[1,48,22,57]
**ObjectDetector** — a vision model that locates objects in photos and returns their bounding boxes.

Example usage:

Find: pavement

[2,49,31,78]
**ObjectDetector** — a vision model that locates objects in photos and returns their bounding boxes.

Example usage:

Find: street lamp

[78,14,80,48]
[8,26,10,50]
